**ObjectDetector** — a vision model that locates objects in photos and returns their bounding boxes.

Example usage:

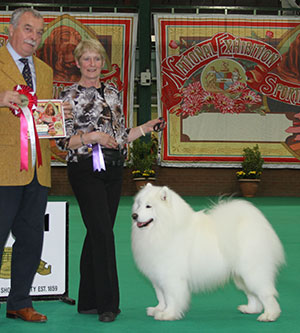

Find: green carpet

[0,196,299,332]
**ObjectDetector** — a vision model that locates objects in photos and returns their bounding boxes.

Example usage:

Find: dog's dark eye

[146,205,152,208]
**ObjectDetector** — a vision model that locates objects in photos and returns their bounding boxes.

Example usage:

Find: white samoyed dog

[131,183,285,322]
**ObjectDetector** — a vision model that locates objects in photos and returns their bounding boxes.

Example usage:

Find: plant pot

[133,177,156,191]
[238,179,260,198]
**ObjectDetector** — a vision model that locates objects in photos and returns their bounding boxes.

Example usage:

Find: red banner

[155,15,300,167]
[0,12,138,164]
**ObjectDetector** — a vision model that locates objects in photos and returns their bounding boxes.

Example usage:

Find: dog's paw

[238,304,262,314]
[147,307,158,317]
[257,311,280,322]
[154,309,182,321]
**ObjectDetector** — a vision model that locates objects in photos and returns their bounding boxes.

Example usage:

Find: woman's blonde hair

[74,39,105,63]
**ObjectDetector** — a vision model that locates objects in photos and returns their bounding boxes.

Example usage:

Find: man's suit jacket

[0,45,53,187]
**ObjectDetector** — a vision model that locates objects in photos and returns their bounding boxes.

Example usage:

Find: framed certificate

[34,100,66,138]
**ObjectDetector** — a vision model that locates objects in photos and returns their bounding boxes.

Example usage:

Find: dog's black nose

[132,213,138,220]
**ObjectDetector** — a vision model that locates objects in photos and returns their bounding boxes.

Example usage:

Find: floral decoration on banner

[176,80,264,117]
[169,56,266,117]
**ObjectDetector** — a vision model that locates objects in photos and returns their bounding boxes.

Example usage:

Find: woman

[56,39,164,323]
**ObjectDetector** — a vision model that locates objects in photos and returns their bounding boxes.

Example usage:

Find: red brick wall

[49,166,300,197]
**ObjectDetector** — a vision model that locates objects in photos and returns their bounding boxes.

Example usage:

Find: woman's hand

[62,102,73,119]
[89,131,119,149]
[127,117,166,142]
[145,118,166,133]
[69,131,118,150]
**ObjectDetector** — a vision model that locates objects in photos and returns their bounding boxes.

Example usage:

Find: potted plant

[127,135,158,190]
[236,144,264,197]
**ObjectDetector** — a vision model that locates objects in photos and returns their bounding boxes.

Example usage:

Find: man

[0,8,53,323]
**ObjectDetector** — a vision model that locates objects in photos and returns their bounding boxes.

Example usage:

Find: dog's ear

[160,186,169,202]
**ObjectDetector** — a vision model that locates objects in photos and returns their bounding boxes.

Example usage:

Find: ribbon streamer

[10,85,42,171]
[92,144,106,172]
[19,111,28,170]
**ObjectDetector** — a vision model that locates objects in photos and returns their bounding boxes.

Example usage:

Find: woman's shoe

[99,311,116,322]
[98,309,121,322]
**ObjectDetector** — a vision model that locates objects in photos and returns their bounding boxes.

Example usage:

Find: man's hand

[0,91,22,110]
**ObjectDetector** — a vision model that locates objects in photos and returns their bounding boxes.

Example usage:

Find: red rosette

[10,84,37,117]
